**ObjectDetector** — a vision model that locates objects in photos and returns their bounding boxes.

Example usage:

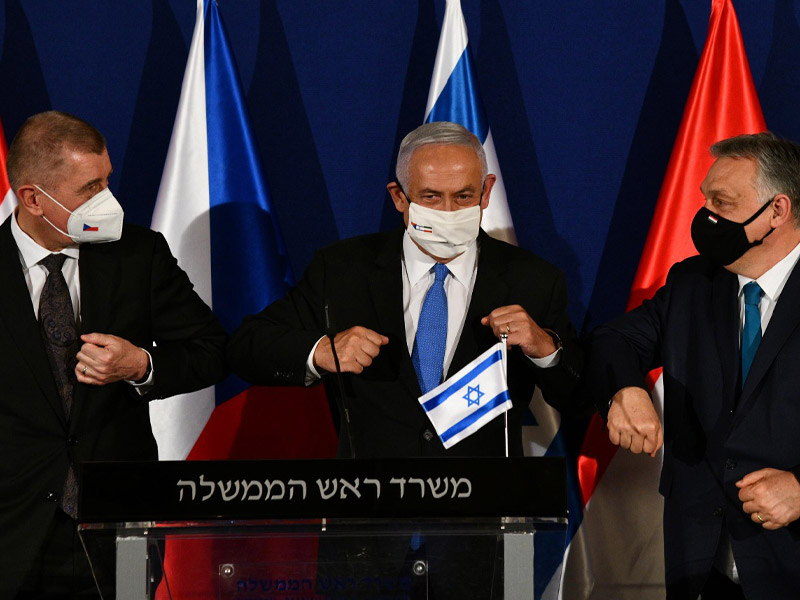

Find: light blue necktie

[741,281,763,387]
[412,263,449,394]
[410,264,448,551]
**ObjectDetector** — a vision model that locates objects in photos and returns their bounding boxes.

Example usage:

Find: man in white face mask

[1,111,228,598]
[228,121,585,596]
[229,121,584,458]
[229,121,584,597]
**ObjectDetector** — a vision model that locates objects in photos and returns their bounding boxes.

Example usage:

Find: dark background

[2,0,798,334]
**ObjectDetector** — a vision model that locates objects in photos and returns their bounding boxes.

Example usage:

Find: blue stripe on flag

[426,49,488,143]
[204,0,293,404]
[439,390,510,443]
[421,350,501,412]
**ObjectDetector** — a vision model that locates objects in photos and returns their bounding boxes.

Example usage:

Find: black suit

[0,219,227,597]
[228,228,582,458]
[586,255,800,600]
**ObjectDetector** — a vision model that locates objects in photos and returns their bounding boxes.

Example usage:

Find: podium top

[79,457,566,522]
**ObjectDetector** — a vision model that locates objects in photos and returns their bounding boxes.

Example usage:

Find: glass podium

[78,457,567,599]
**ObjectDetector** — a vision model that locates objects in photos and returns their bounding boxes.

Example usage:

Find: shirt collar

[11,209,80,269]
[402,230,477,286]
[737,239,800,302]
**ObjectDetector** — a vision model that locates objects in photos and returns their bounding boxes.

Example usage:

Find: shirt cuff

[127,348,154,396]
[305,337,325,385]
[527,346,562,369]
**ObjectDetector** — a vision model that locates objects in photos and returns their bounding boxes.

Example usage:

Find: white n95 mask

[35,185,124,244]
[407,202,481,259]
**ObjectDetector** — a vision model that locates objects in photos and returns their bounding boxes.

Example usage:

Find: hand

[75,333,150,385]
[606,386,662,457]
[313,326,389,375]
[481,305,556,358]
[737,468,800,529]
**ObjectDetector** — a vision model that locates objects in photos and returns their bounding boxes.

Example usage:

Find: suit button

[725,458,736,469]
[67,436,78,446]
[45,491,59,503]
[713,506,723,517]
[423,429,435,442]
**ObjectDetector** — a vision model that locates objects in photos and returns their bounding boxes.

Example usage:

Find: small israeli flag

[419,342,511,449]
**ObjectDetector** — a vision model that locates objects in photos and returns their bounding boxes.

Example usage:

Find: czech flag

[150,1,336,595]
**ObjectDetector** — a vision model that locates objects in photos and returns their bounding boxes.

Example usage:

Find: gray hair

[395,121,487,189]
[711,132,800,224]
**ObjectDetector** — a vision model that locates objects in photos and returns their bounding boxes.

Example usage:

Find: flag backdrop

[425,2,589,598]
[0,116,16,223]
[150,1,336,595]
[577,0,766,596]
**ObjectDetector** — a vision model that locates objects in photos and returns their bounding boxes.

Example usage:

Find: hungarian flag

[150,1,336,596]
[577,0,766,595]
[0,116,17,223]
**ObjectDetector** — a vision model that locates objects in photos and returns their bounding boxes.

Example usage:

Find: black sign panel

[78,457,566,522]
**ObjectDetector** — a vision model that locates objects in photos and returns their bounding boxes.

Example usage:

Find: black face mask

[690,199,775,266]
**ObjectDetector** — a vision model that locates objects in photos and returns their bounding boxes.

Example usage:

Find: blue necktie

[412,263,449,394]
[741,281,763,387]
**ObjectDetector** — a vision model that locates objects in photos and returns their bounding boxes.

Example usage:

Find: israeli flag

[419,342,511,449]
[425,0,516,244]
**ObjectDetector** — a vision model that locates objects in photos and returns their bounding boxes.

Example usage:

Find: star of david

[463,384,485,407]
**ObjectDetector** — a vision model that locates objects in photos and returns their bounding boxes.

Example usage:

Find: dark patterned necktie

[38,253,79,517]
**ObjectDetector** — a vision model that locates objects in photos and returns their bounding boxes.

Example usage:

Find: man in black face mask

[585,132,800,600]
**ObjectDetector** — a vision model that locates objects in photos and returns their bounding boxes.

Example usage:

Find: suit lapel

[367,229,420,395]
[737,259,800,419]
[711,266,740,410]
[70,242,120,429]
[449,232,508,374]
[0,219,66,425]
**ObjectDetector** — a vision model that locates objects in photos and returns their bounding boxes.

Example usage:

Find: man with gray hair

[586,132,800,599]
[229,119,583,597]
[229,120,583,459]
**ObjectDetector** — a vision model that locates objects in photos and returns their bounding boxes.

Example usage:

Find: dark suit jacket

[586,255,800,600]
[0,219,227,596]
[228,228,583,458]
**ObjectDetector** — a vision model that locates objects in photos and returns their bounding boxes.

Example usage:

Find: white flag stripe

[0,190,17,224]
[150,0,211,303]
[481,131,517,245]
[148,0,214,461]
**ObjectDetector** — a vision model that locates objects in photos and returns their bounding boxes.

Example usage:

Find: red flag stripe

[0,117,10,198]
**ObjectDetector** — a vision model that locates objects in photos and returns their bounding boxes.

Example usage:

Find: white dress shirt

[737,239,800,336]
[10,211,153,389]
[11,209,81,321]
[306,231,560,383]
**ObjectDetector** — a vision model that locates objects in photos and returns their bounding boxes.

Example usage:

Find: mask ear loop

[33,185,81,241]
[33,184,75,217]
[744,196,777,249]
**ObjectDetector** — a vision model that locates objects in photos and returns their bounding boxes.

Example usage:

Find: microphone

[324,302,357,458]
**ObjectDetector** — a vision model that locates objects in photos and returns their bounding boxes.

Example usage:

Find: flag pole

[500,333,509,458]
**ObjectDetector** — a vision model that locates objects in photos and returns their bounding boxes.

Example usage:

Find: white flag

[419,342,511,449]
